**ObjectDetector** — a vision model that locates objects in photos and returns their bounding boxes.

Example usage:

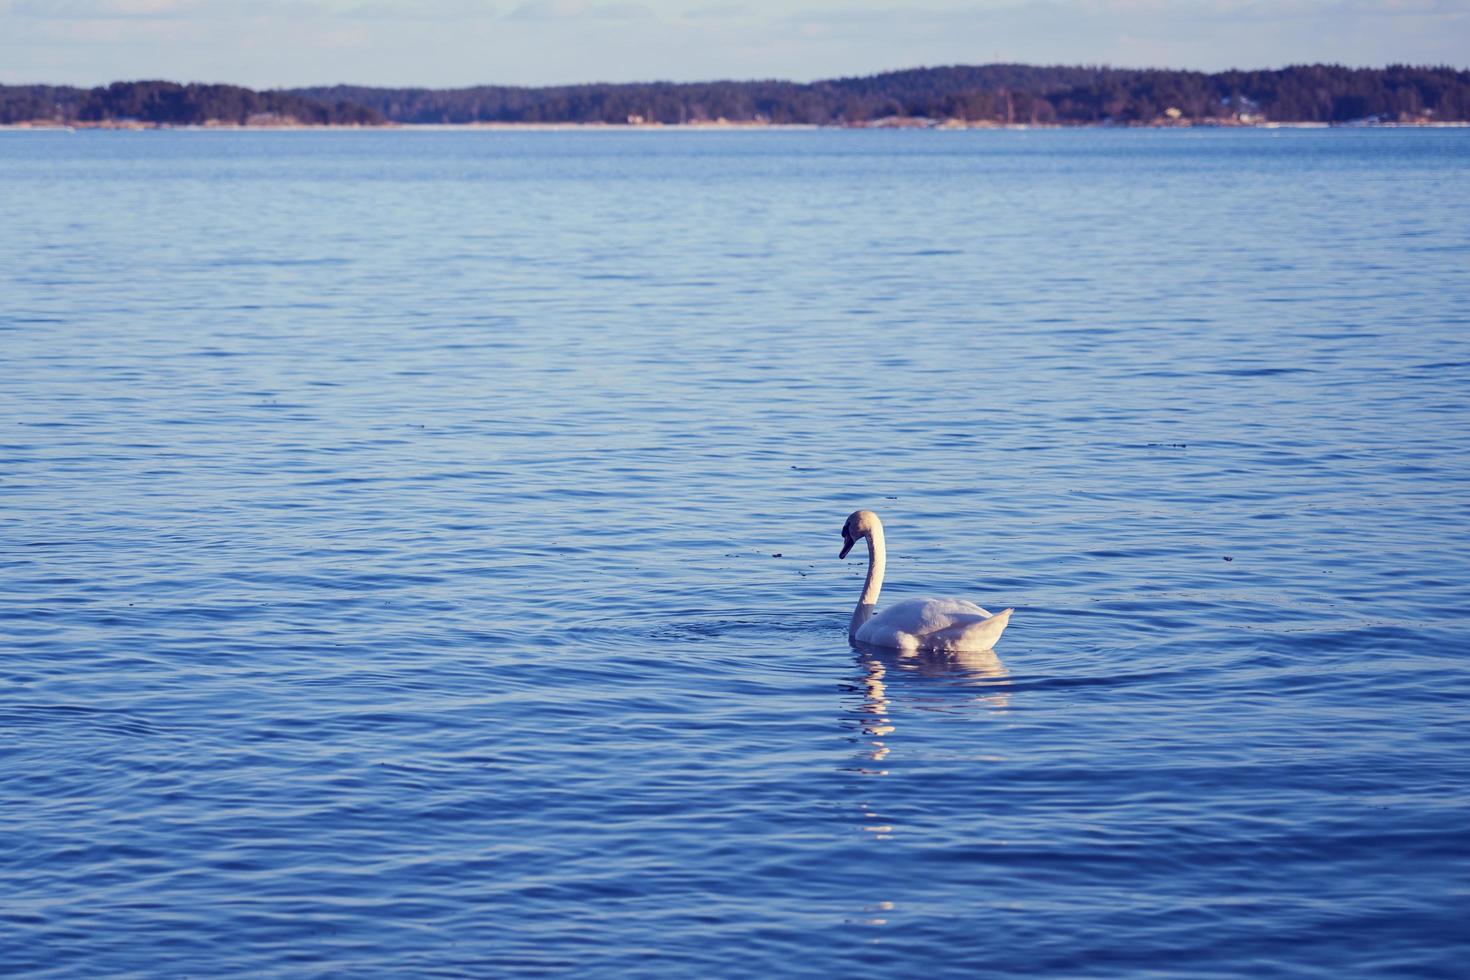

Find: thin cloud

[505,0,653,21]
[6,0,500,20]
[9,0,196,18]
[685,3,747,18]
[345,0,499,19]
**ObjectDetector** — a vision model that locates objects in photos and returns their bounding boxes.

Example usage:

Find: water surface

[3,128,1469,977]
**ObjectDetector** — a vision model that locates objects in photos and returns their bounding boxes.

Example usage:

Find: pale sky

[2,0,1466,89]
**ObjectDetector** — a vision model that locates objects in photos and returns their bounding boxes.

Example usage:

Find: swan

[839,510,1013,653]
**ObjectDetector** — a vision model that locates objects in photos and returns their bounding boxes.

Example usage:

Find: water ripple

[2,127,1468,977]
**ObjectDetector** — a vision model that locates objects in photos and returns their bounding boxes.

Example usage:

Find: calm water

[3,128,1469,977]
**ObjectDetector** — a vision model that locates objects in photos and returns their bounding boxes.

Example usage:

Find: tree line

[0,80,381,126]
[292,64,1470,125]
[4,65,1468,127]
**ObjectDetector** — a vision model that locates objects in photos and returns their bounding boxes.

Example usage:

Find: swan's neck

[850,525,886,641]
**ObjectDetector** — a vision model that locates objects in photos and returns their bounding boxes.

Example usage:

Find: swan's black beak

[839,529,854,559]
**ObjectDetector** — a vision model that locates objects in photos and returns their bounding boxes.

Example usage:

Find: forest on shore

[3,64,1468,127]
[0,82,382,127]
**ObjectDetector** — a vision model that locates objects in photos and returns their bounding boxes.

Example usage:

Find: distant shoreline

[8,121,1470,134]
[7,67,1470,129]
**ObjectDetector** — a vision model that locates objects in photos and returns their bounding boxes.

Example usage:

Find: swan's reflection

[850,641,1012,773]
[845,642,1011,801]
[842,642,1012,929]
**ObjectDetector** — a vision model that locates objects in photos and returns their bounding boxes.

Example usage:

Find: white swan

[840,510,1013,653]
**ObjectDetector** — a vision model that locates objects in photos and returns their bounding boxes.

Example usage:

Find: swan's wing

[924,597,992,619]
[923,608,1013,653]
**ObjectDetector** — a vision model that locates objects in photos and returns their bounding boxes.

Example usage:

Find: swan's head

[839,509,881,559]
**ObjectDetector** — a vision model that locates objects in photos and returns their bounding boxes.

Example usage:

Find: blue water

[3,128,1469,977]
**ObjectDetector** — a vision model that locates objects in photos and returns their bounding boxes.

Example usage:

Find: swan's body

[840,510,1012,653]
[855,597,1012,653]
